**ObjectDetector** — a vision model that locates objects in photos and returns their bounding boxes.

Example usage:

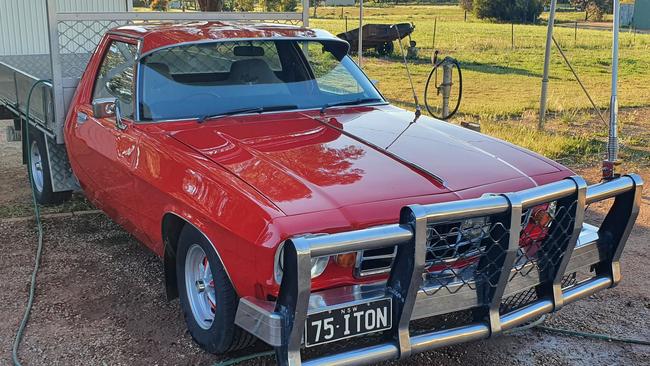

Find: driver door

[69,37,143,229]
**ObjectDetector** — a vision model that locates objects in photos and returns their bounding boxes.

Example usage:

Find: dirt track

[1,119,649,366]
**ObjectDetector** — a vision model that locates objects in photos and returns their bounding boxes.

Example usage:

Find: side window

[92,41,137,118]
[305,43,361,95]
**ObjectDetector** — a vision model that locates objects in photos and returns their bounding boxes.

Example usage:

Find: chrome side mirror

[92,97,127,131]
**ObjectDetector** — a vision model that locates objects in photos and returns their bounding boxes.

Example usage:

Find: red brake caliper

[203,257,216,312]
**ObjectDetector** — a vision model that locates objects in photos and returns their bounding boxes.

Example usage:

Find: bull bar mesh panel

[422,214,509,298]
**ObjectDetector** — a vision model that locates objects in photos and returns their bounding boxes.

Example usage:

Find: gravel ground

[1,119,649,366]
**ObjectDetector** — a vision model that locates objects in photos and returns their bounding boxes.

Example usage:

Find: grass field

[308,5,650,164]
[311,5,649,117]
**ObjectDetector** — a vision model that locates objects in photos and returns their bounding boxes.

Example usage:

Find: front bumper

[235,175,643,366]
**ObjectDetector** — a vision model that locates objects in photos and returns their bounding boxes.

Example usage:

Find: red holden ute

[61,22,642,365]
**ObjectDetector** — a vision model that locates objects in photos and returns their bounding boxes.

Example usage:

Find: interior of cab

[138,39,382,121]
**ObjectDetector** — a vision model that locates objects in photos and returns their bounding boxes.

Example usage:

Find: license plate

[304,298,392,347]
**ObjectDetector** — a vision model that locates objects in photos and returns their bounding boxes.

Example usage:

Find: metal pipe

[539,0,557,128]
[500,300,554,331]
[585,175,634,204]
[517,178,576,209]
[410,324,490,353]
[300,224,413,258]
[608,0,621,164]
[302,0,309,27]
[441,63,452,118]
[358,0,363,68]
[420,195,510,223]
[562,276,611,305]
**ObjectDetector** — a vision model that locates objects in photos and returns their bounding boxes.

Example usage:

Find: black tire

[176,225,256,354]
[376,41,394,56]
[27,129,72,205]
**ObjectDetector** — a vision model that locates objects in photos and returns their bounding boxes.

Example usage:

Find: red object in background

[519,203,554,257]
[63,22,574,299]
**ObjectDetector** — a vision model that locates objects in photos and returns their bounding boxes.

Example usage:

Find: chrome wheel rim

[185,244,216,329]
[30,140,44,193]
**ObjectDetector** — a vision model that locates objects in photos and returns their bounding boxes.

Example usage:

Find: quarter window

[92,41,137,118]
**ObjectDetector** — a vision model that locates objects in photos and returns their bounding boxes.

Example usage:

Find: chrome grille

[354,246,397,277]
[355,202,568,279]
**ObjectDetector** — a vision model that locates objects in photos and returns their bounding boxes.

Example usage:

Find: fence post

[511,23,514,49]
[539,0,558,129]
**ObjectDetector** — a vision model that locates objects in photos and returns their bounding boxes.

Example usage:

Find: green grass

[311,5,650,118]
[481,119,603,162]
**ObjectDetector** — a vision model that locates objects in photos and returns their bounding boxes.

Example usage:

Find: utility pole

[604,0,621,179]
[539,0,557,129]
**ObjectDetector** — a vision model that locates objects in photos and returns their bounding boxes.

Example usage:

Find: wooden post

[432,17,437,52]
[511,23,514,49]
[575,21,578,43]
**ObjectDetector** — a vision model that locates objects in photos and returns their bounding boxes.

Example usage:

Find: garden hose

[506,314,650,346]
[211,350,275,366]
[424,56,463,120]
[12,79,51,366]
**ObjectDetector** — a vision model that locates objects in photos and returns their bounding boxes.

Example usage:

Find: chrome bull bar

[235,174,643,366]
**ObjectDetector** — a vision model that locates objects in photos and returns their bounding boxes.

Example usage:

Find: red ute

[57,21,642,364]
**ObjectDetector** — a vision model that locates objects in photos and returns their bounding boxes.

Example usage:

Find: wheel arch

[161,211,234,301]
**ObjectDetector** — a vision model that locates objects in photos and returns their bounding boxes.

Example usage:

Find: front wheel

[176,225,255,354]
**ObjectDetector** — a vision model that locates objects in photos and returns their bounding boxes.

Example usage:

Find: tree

[473,0,544,23]
[151,0,168,10]
[570,0,612,21]
[235,0,255,11]
[197,0,224,11]
[282,0,298,11]
[460,0,473,12]
[310,0,322,18]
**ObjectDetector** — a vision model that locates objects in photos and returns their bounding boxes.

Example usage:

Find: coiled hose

[424,56,463,120]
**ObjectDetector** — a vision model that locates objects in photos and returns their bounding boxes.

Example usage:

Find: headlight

[310,256,329,278]
[274,244,330,284]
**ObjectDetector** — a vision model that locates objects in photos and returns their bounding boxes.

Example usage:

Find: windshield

[138,39,384,121]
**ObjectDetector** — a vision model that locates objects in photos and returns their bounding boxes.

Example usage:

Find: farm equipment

[337,22,415,55]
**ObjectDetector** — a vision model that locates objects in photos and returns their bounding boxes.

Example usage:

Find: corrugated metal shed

[0,0,130,56]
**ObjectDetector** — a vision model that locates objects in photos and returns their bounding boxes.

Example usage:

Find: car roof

[109,21,342,54]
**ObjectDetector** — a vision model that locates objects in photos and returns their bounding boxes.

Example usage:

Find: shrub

[460,0,473,12]
[571,0,613,21]
[473,0,544,23]
[151,0,168,10]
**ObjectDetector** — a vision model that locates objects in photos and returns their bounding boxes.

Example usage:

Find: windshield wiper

[320,98,383,114]
[198,105,298,123]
